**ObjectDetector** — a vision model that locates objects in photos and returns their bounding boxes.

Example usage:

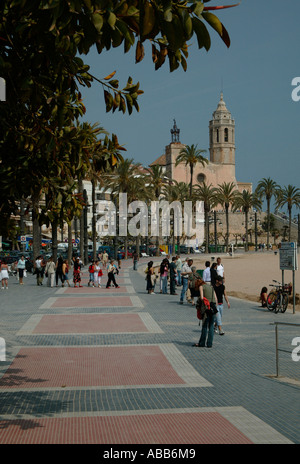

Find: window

[216,129,219,143]
[197,173,206,184]
[224,128,228,142]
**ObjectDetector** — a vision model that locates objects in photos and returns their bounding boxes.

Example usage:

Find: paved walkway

[0,257,299,447]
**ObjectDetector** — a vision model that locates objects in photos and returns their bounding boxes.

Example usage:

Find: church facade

[150,93,252,194]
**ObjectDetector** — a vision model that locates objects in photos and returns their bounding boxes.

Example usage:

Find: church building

[150,93,252,194]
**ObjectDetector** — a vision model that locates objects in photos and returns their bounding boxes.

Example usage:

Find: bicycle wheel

[280,293,289,313]
[274,294,281,313]
[267,291,277,311]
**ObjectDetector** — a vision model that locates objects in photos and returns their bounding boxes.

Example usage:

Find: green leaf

[192,17,211,51]
[202,11,230,48]
[91,13,103,33]
[107,12,117,30]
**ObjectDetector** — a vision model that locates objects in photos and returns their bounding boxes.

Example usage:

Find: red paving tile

[33,314,149,334]
[0,412,253,444]
[51,296,133,308]
[63,285,126,294]
[0,346,185,389]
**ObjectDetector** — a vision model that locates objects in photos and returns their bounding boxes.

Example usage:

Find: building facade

[150,93,252,194]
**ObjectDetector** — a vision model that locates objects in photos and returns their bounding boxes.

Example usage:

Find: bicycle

[267,280,289,313]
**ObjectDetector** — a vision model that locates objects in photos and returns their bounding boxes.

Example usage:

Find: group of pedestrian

[79,255,120,289]
[32,255,71,288]
[143,253,229,348]
[145,255,183,295]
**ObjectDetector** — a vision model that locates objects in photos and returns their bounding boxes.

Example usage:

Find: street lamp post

[83,189,89,265]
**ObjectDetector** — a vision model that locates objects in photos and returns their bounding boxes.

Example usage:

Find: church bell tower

[209,93,235,165]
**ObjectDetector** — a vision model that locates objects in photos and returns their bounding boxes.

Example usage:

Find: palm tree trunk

[225,205,229,252]
[32,194,40,260]
[245,210,249,251]
[205,208,209,253]
[51,218,58,262]
[68,222,73,264]
[288,207,292,242]
[189,163,194,198]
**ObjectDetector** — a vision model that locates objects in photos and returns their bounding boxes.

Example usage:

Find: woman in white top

[94,260,101,288]
[17,255,26,285]
[1,259,9,289]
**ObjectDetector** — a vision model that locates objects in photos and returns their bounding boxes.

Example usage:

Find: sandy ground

[189,251,300,311]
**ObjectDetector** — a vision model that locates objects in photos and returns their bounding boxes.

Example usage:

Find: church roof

[149,154,166,166]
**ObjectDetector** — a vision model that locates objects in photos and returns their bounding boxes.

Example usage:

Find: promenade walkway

[0,257,299,448]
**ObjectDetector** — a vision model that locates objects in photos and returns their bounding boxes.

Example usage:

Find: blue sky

[80,0,300,211]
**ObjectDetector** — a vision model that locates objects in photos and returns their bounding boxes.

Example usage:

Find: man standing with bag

[193,282,218,348]
[179,258,193,304]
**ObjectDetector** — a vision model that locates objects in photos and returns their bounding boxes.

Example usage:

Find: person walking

[106,260,120,288]
[17,255,26,285]
[145,260,156,294]
[34,255,44,286]
[169,256,178,295]
[213,275,230,335]
[55,255,64,287]
[88,260,95,287]
[175,255,183,286]
[210,262,218,287]
[188,266,201,305]
[73,257,82,287]
[94,260,102,287]
[160,259,169,294]
[179,258,193,304]
[216,257,225,282]
[62,259,71,287]
[193,282,218,348]
[102,251,109,268]
[1,258,9,289]
[45,256,56,288]
[203,261,211,284]
[132,251,139,270]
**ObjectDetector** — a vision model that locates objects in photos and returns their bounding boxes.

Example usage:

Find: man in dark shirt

[213,275,230,335]
[169,256,178,295]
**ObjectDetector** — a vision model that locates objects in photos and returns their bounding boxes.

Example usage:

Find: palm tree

[175,144,208,197]
[215,181,238,252]
[194,182,218,253]
[89,132,124,260]
[233,190,262,251]
[145,165,168,199]
[255,177,279,251]
[275,185,300,242]
[103,158,143,258]
[162,181,190,251]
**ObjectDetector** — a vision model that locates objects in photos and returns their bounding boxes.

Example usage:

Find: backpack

[196,297,210,320]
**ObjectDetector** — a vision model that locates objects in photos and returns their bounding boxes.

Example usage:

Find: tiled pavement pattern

[0,257,299,445]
